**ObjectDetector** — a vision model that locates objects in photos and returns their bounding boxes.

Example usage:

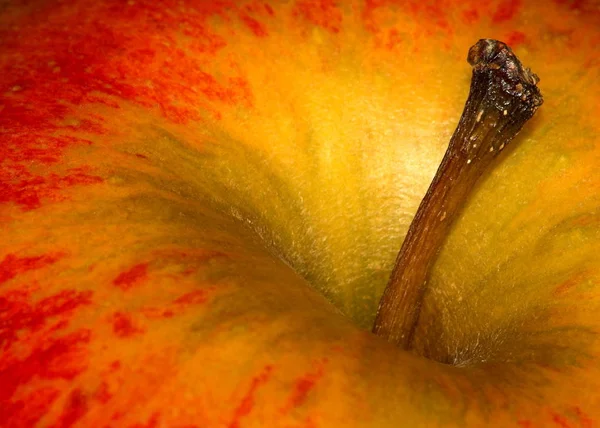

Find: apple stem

[372,39,543,349]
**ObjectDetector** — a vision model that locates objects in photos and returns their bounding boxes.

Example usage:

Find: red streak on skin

[552,0,586,10]
[551,412,573,428]
[573,406,594,428]
[362,0,452,36]
[492,0,522,23]
[554,271,589,295]
[0,287,93,350]
[571,212,600,228]
[141,308,176,319]
[293,0,342,34]
[94,381,112,404]
[0,166,104,210]
[130,412,161,428]
[0,252,65,285]
[0,48,105,210]
[141,287,214,320]
[153,248,229,265]
[572,0,585,9]
[243,0,274,16]
[0,272,92,426]
[113,263,149,290]
[0,280,93,427]
[240,14,269,37]
[505,30,527,48]
[173,290,209,306]
[112,311,145,338]
[54,388,89,428]
[0,36,106,211]
[281,363,326,413]
[385,29,402,50]
[0,329,91,426]
[0,387,60,428]
[1,0,260,210]
[229,365,274,428]
[419,4,451,31]
[462,8,480,24]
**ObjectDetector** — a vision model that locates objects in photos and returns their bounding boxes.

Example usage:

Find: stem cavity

[372,39,543,349]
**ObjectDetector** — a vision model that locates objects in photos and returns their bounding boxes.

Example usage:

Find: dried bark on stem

[372,39,543,349]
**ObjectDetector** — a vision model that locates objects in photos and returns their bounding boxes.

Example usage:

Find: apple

[1,0,599,426]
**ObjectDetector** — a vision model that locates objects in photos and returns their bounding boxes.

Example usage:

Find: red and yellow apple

[1,0,600,426]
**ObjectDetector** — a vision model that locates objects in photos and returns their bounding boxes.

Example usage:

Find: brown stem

[372,39,543,349]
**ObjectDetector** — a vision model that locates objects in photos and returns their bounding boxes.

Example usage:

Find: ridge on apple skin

[373,38,544,350]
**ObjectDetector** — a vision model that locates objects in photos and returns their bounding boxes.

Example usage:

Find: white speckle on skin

[440,211,447,221]
[467,159,472,164]
[489,146,494,152]
[499,143,505,151]
[503,109,508,116]
[476,110,483,122]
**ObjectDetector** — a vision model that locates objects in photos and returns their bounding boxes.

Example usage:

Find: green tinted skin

[373,39,544,349]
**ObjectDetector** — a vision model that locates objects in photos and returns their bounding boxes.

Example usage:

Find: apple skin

[1,0,600,426]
